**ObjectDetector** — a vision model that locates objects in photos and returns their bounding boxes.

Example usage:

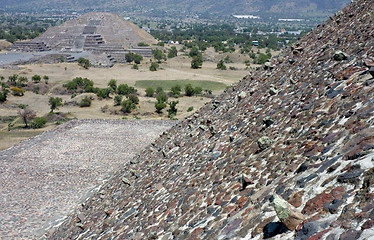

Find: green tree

[8,74,18,85]
[152,49,166,63]
[121,99,136,113]
[189,47,199,57]
[145,87,155,97]
[185,84,195,96]
[32,75,41,83]
[167,100,179,118]
[114,95,123,106]
[17,76,28,87]
[191,53,203,69]
[168,46,178,58]
[133,54,143,64]
[78,57,90,69]
[48,97,63,113]
[155,101,166,113]
[125,52,135,63]
[217,60,227,70]
[108,79,117,91]
[150,62,159,71]
[127,94,139,105]
[132,64,139,70]
[169,85,181,97]
[97,88,111,99]
[0,90,8,103]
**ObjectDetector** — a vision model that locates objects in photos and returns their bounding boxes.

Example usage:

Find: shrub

[79,97,92,107]
[97,88,111,99]
[184,84,194,96]
[78,57,90,69]
[194,86,202,95]
[18,76,28,87]
[114,95,123,106]
[18,108,36,128]
[150,62,159,71]
[145,87,154,97]
[187,106,194,112]
[169,85,181,97]
[121,99,136,113]
[191,53,203,69]
[217,60,227,70]
[108,79,117,91]
[32,75,41,83]
[133,64,139,70]
[31,117,47,129]
[155,101,166,113]
[168,46,178,58]
[11,87,24,96]
[156,87,163,94]
[156,91,168,103]
[133,54,143,64]
[117,84,137,95]
[0,90,8,103]
[138,42,149,47]
[167,100,179,118]
[127,94,139,104]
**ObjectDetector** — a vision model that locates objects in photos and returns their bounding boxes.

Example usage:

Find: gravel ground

[0,119,176,239]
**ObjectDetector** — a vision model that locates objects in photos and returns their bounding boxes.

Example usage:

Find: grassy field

[135,79,227,91]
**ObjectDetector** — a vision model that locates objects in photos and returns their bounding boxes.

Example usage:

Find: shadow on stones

[263,222,289,239]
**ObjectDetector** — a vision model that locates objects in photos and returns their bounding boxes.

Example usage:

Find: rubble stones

[273,194,305,230]
[333,51,349,61]
[258,136,273,150]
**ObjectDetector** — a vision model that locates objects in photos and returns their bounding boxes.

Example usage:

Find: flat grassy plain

[0,47,258,150]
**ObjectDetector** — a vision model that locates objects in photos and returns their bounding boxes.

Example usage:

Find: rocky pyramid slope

[34,12,156,51]
[46,0,374,239]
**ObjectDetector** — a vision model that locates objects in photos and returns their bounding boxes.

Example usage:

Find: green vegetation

[169,85,181,97]
[77,57,90,69]
[121,95,139,113]
[96,88,111,99]
[48,97,63,113]
[135,80,226,91]
[152,49,166,63]
[125,52,144,64]
[114,95,123,106]
[191,53,203,69]
[79,97,92,107]
[168,46,178,58]
[108,79,117,92]
[137,42,149,47]
[117,84,137,95]
[31,117,47,129]
[150,62,159,71]
[64,77,95,93]
[187,106,194,112]
[0,90,8,103]
[217,60,227,70]
[145,87,155,97]
[167,100,179,119]
[11,87,24,96]
[32,75,41,83]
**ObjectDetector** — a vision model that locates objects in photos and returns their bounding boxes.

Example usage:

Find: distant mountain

[1,0,350,18]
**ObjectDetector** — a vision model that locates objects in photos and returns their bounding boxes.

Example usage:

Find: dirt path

[0,119,176,239]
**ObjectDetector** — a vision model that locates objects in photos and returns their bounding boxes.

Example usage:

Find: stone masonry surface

[46,0,374,239]
[0,119,175,239]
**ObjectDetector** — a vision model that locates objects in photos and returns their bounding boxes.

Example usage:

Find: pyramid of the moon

[33,12,157,52]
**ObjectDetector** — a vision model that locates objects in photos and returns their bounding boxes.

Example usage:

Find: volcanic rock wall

[46,0,374,239]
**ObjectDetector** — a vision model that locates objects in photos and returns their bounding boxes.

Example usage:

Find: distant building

[233,15,260,19]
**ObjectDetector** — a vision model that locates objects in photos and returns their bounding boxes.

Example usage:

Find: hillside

[45,0,374,239]
[2,0,350,18]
